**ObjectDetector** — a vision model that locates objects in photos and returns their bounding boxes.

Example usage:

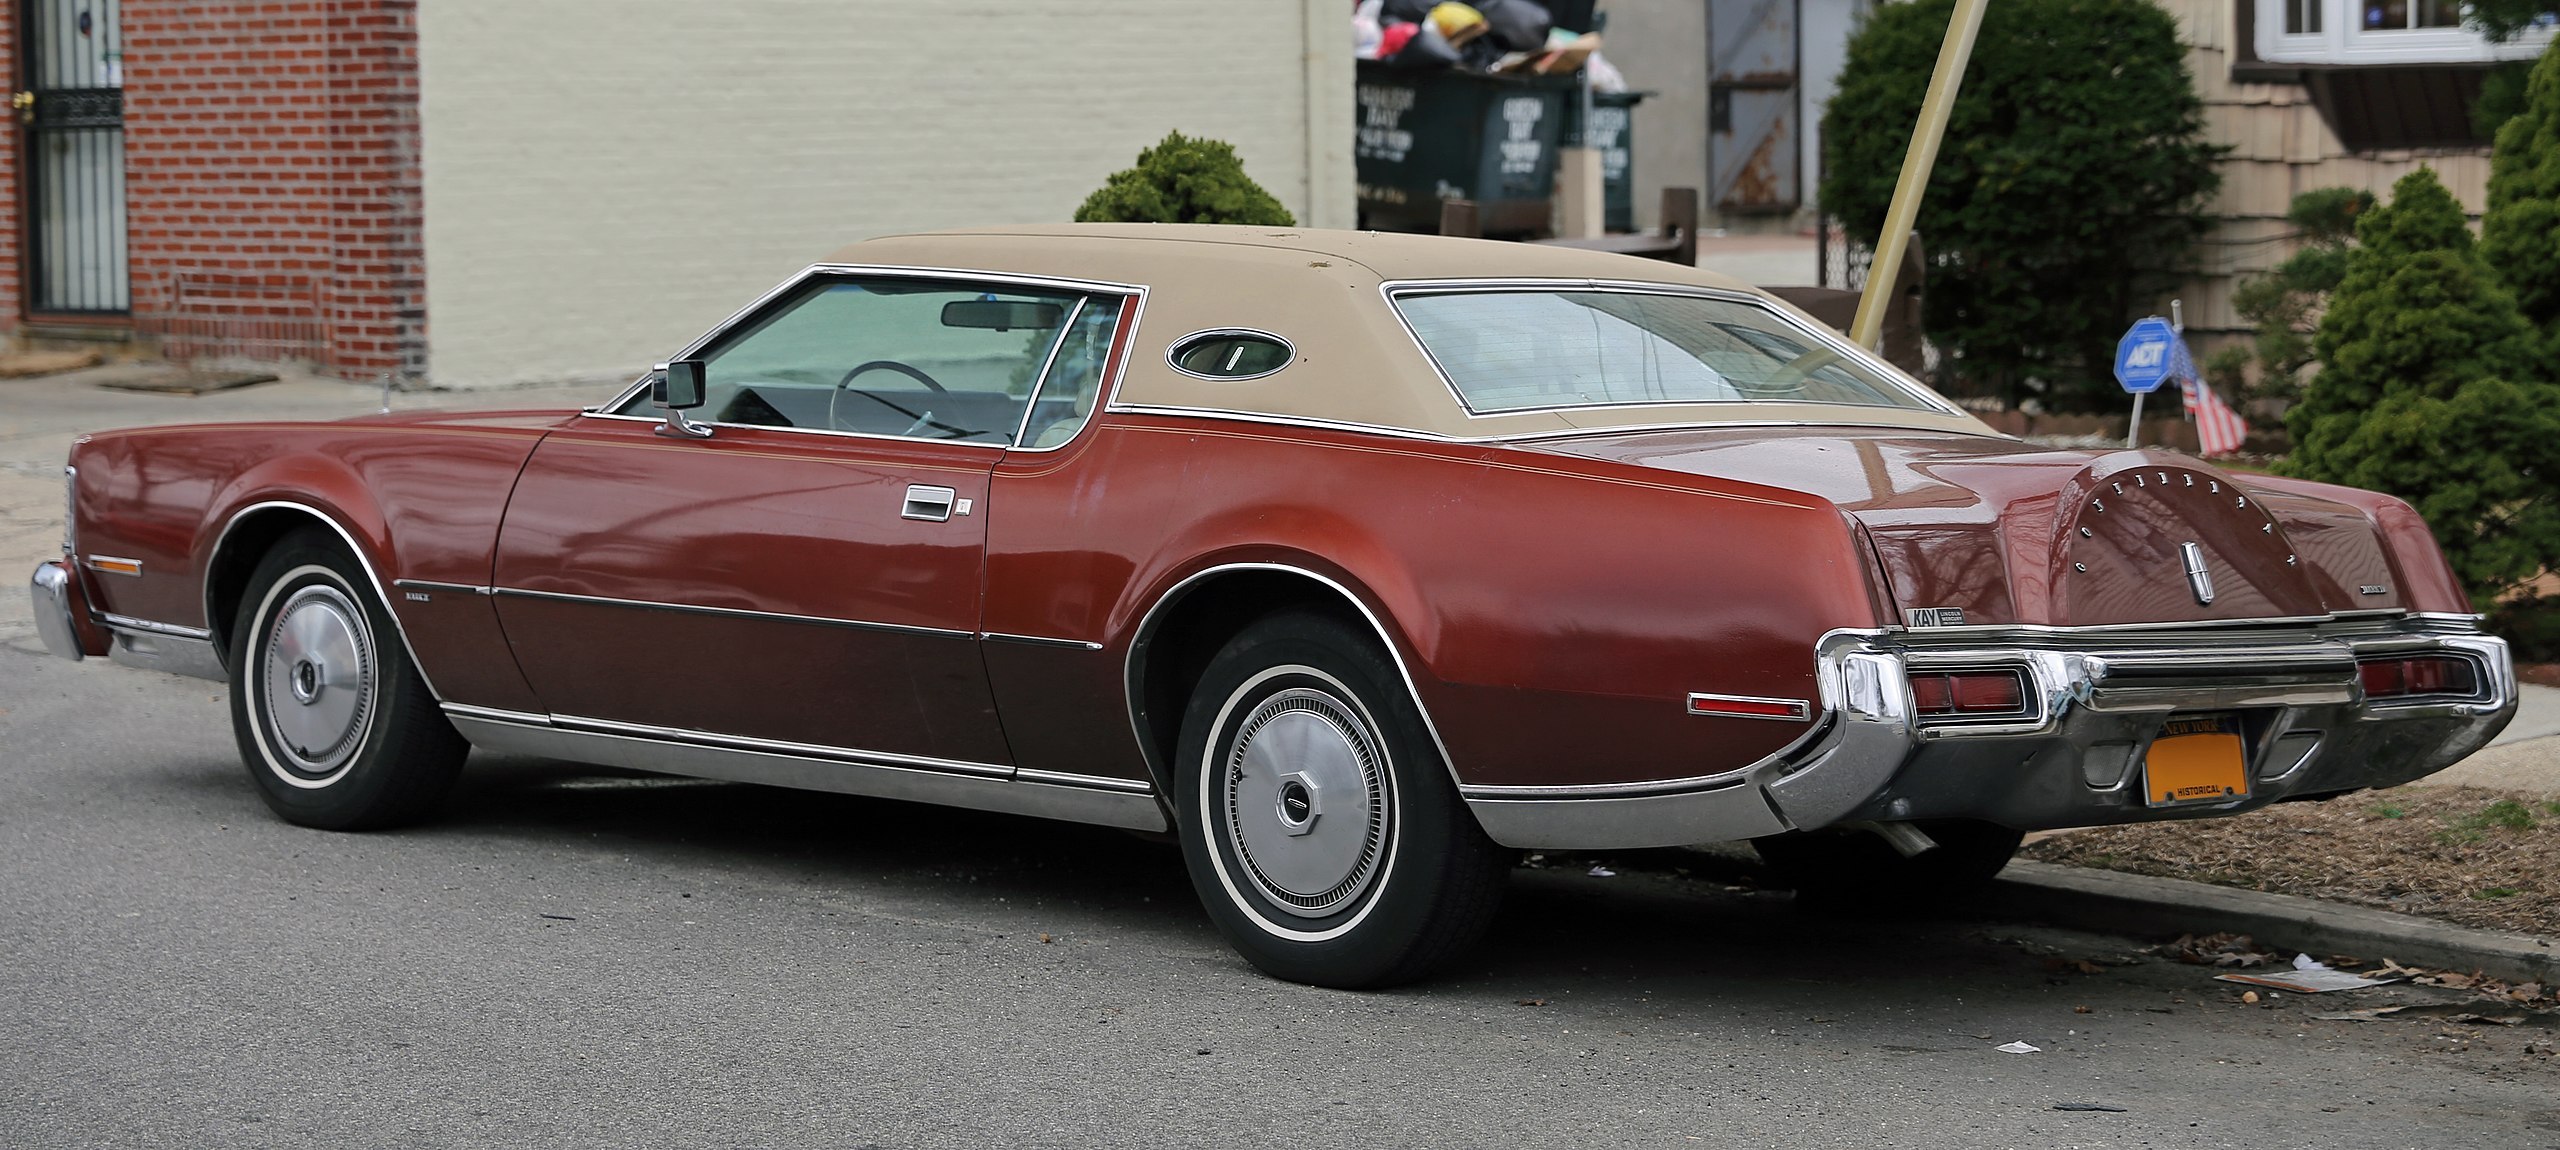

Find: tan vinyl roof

[832,225,1996,441]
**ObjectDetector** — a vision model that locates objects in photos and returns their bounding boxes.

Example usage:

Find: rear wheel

[228,529,466,830]
[1751,819,2024,905]
[1174,612,1509,988]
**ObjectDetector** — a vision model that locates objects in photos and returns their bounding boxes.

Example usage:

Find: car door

[490,271,1109,769]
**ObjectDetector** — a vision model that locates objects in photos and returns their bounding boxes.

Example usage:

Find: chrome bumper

[1465,614,2516,850]
[30,560,90,661]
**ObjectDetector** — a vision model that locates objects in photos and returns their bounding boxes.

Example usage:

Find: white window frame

[2255,0,2554,63]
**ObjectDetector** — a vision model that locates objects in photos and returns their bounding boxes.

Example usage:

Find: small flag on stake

[2169,340,2248,457]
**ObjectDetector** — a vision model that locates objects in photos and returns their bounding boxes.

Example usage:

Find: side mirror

[654,360,707,409]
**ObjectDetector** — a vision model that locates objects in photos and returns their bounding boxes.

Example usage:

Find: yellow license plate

[2143,715,2248,807]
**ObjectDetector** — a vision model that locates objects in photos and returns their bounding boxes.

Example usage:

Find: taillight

[2359,655,2477,701]
[1909,669,2029,717]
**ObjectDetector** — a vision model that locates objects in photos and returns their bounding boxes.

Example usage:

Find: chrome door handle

[901,484,957,522]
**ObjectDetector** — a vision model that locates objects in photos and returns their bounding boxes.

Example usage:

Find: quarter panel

[1076,416,1878,790]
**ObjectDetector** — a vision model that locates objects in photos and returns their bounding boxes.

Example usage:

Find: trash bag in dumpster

[1385,19,1461,68]
[1478,0,1553,52]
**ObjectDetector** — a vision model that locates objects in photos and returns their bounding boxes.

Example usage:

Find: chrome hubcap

[1223,687,1388,918]
[260,583,375,776]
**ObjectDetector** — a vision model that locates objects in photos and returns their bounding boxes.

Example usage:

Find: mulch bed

[2518,662,2560,689]
[2024,785,2560,938]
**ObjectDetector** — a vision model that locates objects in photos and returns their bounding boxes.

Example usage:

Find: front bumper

[29,560,108,661]
[1464,614,2515,850]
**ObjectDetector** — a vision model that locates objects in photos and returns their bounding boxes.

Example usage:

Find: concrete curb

[1986,859,2558,985]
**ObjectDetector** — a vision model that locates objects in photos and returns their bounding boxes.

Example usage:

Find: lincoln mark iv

[30,227,2516,987]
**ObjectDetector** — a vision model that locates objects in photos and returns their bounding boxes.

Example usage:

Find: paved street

[5,369,2558,1147]
[5,645,2558,1148]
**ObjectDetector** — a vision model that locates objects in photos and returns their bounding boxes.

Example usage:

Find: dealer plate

[2142,714,2248,807]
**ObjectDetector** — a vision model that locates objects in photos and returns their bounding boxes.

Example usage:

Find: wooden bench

[1439,187,1699,267]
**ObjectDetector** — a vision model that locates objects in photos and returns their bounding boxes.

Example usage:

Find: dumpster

[1355,61,1572,237]
[1564,90,1645,234]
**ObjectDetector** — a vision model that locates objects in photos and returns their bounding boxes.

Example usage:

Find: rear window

[1391,289,1944,415]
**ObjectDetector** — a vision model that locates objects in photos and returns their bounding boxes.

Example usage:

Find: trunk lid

[1525,426,2406,627]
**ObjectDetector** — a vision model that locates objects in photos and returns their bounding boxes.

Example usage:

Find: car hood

[1522,426,2412,628]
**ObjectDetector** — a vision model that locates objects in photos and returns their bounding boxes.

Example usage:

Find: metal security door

[1708,0,1801,215]
[18,0,127,313]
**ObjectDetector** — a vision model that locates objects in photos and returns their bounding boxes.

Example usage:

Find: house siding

[416,0,1355,389]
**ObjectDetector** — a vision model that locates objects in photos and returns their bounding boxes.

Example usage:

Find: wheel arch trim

[204,499,445,702]
[1122,560,1462,803]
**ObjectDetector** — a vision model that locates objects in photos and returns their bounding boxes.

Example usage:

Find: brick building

[4,1,1355,388]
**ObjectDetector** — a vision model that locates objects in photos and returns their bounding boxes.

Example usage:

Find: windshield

[1392,289,1946,416]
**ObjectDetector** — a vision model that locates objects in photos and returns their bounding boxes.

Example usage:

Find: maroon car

[29,226,2515,986]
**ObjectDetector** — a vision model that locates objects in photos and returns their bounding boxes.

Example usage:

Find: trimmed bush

[2482,39,2560,348]
[1075,132,1295,227]
[1820,0,2223,410]
[2283,168,2560,606]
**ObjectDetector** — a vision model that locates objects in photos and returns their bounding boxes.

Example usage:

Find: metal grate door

[20,0,127,313]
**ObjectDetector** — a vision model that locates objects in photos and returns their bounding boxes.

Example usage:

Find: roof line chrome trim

[1124,561,1463,796]
[489,586,976,640]
[205,500,445,700]
[1012,296,1088,448]
[1375,276,1970,422]
[1103,403,1459,442]
[96,612,214,641]
[1164,328,1296,382]
[981,631,1106,651]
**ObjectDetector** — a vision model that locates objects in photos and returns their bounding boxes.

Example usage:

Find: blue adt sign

[2114,316,2179,394]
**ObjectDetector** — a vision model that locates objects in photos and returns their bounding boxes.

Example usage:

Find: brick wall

[118,0,423,378]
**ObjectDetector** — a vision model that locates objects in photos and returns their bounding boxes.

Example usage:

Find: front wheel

[1174,612,1508,989]
[229,528,467,830]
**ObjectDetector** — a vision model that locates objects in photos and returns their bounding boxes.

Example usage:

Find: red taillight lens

[1909,669,2028,716]
[2360,656,2477,700]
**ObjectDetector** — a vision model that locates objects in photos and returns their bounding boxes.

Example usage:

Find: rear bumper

[1464,614,2515,849]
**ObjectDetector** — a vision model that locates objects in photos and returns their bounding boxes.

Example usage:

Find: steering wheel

[827,359,951,434]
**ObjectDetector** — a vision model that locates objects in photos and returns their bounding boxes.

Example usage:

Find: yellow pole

[1848,0,1991,351]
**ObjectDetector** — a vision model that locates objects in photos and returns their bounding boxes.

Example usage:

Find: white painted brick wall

[418,0,1353,389]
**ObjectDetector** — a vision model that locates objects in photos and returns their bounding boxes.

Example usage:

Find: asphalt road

[4,643,2556,1149]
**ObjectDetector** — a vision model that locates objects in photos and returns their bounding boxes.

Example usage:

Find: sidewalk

[2408,681,2560,796]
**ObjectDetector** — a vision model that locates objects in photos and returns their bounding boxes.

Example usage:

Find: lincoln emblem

[2180,541,2215,606]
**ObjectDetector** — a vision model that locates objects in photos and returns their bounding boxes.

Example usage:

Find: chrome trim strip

[445,709,1166,832]
[1686,691,1813,722]
[546,713,1014,778]
[1375,277,1970,422]
[1014,767,1157,794]
[81,555,143,577]
[1125,561,1462,795]
[1164,328,1296,382]
[103,628,227,682]
[97,612,214,640]
[205,500,444,700]
[62,464,76,556]
[577,408,1015,451]
[441,702,541,724]
[980,631,1105,651]
[488,586,976,640]
[392,579,493,596]
[594,264,1150,456]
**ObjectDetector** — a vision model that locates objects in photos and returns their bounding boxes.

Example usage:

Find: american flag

[2168,339,2248,457]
